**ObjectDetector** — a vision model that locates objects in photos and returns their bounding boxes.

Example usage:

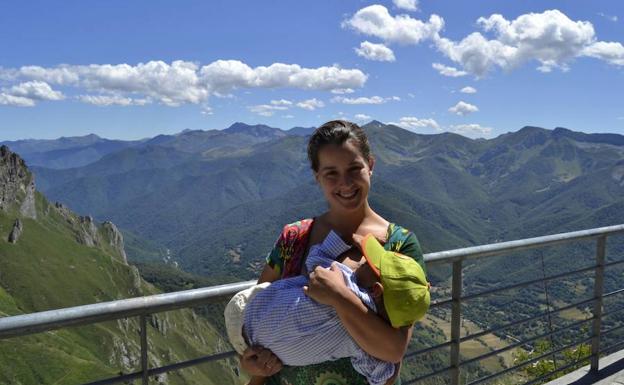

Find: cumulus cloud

[434,9,624,76]
[331,95,400,104]
[270,99,293,106]
[393,0,418,11]
[249,104,289,117]
[0,94,35,107]
[460,86,477,94]
[331,88,355,94]
[432,63,468,77]
[296,98,325,110]
[355,41,396,62]
[449,101,479,116]
[0,80,64,107]
[391,116,440,131]
[354,114,372,121]
[0,60,367,107]
[451,123,493,138]
[343,5,443,45]
[582,41,624,65]
[78,94,150,106]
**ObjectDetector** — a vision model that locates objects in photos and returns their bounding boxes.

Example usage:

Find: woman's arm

[240,264,283,385]
[304,263,412,363]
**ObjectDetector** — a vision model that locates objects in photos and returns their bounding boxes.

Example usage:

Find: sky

[1,0,623,141]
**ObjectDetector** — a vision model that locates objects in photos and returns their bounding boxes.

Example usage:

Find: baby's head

[353,233,430,328]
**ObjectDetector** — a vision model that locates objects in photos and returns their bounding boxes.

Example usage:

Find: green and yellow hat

[361,234,430,328]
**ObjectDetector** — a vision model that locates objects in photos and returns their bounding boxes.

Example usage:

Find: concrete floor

[545,349,624,385]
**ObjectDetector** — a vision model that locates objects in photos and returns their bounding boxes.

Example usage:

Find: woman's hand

[303,262,350,307]
[239,345,283,377]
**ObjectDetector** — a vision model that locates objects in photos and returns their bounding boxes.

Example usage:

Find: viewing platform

[1,224,624,384]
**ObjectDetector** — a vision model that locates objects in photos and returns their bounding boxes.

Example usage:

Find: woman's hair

[307,120,372,172]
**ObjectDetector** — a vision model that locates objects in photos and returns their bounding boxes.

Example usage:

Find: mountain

[30,123,624,283]
[0,134,143,169]
[0,146,240,385]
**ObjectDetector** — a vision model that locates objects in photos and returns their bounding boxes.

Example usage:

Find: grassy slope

[0,194,240,385]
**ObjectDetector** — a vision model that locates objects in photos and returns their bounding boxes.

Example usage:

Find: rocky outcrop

[8,218,22,243]
[0,146,36,219]
[102,221,128,264]
[76,215,99,247]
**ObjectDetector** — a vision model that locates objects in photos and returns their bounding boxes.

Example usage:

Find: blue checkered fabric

[243,231,394,385]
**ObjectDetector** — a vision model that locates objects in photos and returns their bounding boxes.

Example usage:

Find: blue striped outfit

[243,231,395,385]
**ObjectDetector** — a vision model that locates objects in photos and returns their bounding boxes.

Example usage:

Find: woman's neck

[325,202,377,235]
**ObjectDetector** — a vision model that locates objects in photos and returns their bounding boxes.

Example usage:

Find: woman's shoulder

[280,218,314,240]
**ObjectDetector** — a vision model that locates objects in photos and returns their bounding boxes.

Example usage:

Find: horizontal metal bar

[604,259,624,268]
[424,224,624,265]
[404,341,453,359]
[0,280,257,339]
[603,288,624,298]
[522,355,591,385]
[403,365,452,385]
[460,316,593,367]
[467,335,594,385]
[462,264,597,301]
[460,297,595,343]
[84,350,237,385]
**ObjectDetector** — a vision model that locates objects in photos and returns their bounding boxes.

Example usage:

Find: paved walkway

[545,350,624,385]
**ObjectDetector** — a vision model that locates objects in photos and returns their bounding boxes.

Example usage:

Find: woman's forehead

[317,141,366,166]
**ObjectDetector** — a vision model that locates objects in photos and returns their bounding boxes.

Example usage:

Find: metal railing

[1,224,624,385]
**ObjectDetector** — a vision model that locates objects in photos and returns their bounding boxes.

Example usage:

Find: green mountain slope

[0,146,241,385]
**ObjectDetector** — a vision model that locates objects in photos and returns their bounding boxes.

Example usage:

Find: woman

[240,120,425,385]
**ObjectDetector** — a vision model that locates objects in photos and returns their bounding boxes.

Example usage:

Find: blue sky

[1,0,623,140]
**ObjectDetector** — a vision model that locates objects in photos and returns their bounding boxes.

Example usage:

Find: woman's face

[314,140,373,213]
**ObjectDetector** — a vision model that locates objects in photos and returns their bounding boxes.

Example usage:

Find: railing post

[140,314,149,384]
[450,259,463,385]
[590,236,606,372]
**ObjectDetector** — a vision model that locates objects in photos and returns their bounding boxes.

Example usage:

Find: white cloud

[78,94,150,106]
[0,60,368,107]
[433,9,624,76]
[249,104,289,116]
[391,116,440,131]
[354,114,372,121]
[331,88,355,94]
[582,41,624,65]
[343,5,443,45]
[451,123,493,138]
[296,98,325,110]
[393,0,418,12]
[449,101,479,116]
[201,105,213,115]
[355,41,396,62]
[0,93,35,107]
[282,114,295,119]
[270,99,293,106]
[7,81,64,101]
[460,86,477,94]
[597,13,618,22]
[432,63,467,77]
[331,95,400,105]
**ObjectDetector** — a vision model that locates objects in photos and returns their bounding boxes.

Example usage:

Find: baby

[225,230,430,385]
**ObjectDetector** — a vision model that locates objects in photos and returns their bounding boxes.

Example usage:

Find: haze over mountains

[6,121,623,285]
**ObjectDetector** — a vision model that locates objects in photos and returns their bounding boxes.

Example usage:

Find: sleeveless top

[264,218,425,385]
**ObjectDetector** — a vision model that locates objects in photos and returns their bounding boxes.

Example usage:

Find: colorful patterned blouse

[264,218,425,385]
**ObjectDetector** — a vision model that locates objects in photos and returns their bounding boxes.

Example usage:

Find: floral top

[264,218,425,385]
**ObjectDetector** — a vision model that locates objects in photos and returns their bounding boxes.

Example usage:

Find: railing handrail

[1,224,623,340]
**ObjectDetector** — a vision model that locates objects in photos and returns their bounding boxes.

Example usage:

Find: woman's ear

[371,282,384,299]
[368,156,375,175]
